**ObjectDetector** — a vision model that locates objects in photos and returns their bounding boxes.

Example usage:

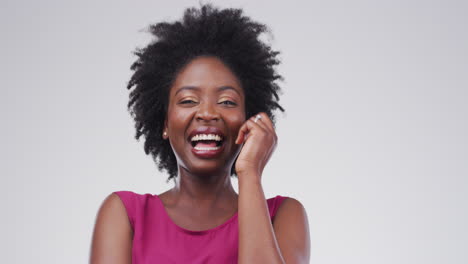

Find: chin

[173,143,240,178]
[179,161,234,178]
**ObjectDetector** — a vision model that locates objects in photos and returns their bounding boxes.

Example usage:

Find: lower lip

[191,144,225,158]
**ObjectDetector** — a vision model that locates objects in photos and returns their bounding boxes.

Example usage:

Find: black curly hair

[127,4,284,181]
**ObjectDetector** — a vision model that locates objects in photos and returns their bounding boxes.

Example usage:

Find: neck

[169,167,237,206]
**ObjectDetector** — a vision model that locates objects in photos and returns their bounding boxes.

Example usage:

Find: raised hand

[234,112,278,181]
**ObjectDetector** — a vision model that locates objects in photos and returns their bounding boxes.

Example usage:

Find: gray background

[1,0,467,263]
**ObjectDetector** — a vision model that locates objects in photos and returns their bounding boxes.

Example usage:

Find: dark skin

[90,56,310,263]
[158,55,245,231]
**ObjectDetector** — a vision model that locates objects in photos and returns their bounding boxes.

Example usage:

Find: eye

[218,100,237,106]
[179,99,197,105]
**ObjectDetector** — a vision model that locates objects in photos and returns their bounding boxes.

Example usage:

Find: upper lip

[188,126,225,141]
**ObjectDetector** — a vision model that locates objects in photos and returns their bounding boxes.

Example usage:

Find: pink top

[114,191,288,264]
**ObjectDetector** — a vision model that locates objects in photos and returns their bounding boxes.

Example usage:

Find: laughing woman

[90,4,310,264]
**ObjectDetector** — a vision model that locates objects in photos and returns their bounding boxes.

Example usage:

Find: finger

[257,112,275,132]
[250,114,269,131]
[243,119,276,163]
[235,118,266,144]
[254,113,277,147]
[235,122,249,144]
[245,119,268,141]
[235,120,250,144]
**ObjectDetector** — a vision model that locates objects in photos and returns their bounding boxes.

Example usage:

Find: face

[164,56,246,177]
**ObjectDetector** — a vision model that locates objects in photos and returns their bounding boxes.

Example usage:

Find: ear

[162,119,169,139]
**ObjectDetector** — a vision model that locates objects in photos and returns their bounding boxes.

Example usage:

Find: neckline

[152,194,239,235]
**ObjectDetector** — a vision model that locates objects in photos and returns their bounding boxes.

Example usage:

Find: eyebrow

[175,86,242,96]
[175,86,199,95]
[218,86,242,96]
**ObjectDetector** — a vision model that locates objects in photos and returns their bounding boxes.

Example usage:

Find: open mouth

[190,134,224,150]
[188,126,226,158]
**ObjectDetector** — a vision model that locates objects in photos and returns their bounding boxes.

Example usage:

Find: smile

[188,127,226,158]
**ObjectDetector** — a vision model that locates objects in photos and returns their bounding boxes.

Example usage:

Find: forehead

[170,56,243,95]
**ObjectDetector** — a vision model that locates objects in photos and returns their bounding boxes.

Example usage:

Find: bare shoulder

[90,193,133,264]
[273,197,310,264]
[273,197,308,226]
[277,197,307,217]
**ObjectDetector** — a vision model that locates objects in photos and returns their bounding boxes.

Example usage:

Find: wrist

[237,171,262,186]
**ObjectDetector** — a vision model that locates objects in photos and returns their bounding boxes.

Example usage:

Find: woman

[90,4,310,264]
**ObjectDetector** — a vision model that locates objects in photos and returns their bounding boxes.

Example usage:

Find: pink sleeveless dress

[114,191,288,264]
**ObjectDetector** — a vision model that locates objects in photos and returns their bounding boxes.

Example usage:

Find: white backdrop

[1,0,467,263]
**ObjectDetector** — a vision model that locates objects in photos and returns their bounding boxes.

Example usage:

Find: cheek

[166,108,193,153]
[167,108,192,131]
[227,112,246,133]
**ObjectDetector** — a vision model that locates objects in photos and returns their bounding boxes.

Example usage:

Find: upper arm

[273,198,311,264]
[90,193,133,264]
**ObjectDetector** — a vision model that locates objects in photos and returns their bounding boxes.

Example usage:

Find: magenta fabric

[113,191,288,264]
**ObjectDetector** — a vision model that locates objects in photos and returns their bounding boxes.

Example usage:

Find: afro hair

[127,4,284,181]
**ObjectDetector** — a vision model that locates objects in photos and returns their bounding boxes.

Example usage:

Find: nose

[195,101,220,122]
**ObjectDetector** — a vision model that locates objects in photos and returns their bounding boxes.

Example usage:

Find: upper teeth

[191,134,223,142]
